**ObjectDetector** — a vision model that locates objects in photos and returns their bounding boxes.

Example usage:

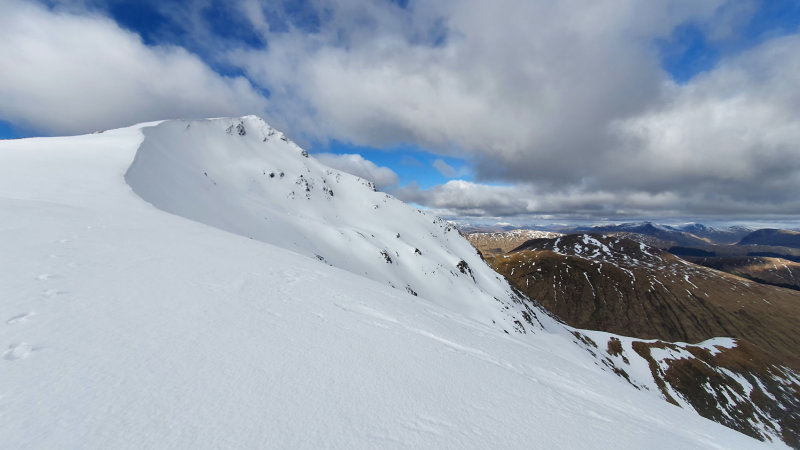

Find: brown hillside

[488,234,800,368]
[466,229,562,257]
[684,256,800,291]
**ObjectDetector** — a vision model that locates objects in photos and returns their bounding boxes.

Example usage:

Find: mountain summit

[125,116,541,333]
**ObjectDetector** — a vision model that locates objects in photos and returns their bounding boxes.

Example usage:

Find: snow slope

[0,118,773,448]
[125,117,536,333]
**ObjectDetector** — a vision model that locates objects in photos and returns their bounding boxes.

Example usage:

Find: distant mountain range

[563,222,753,246]
[460,221,800,248]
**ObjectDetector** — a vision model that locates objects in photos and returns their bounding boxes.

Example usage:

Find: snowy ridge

[468,229,563,241]
[0,117,774,448]
[125,116,542,333]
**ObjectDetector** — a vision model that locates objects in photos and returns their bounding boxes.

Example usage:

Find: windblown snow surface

[0,117,773,448]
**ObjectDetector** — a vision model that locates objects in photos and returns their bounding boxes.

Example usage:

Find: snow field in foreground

[0,119,773,448]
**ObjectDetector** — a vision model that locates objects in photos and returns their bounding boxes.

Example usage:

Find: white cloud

[314,153,399,189]
[5,0,800,220]
[227,0,800,219]
[0,0,268,135]
[229,0,725,178]
[395,181,529,217]
[611,33,800,205]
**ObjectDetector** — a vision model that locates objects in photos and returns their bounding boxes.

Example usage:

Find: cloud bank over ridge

[1,0,799,221]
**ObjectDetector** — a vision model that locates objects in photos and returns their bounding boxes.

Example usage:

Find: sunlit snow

[0,117,773,448]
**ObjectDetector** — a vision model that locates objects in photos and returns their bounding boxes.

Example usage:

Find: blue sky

[658,0,800,83]
[320,140,472,188]
[1,0,799,223]
[0,121,22,140]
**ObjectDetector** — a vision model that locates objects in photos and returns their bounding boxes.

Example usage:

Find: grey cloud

[610,34,800,204]
[314,153,399,189]
[393,181,530,217]
[229,0,799,220]
[229,0,724,175]
[392,180,800,221]
[432,159,468,179]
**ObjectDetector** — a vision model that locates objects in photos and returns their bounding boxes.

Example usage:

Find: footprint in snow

[36,273,55,281]
[3,343,36,361]
[6,312,35,325]
[41,289,65,298]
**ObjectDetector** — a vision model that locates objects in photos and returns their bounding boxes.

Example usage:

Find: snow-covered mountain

[676,223,754,244]
[0,117,773,448]
[565,222,754,246]
[125,116,540,334]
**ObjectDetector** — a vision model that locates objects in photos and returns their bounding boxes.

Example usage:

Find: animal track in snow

[36,273,55,281]
[3,343,35,361]
[400,414,456,436]
[6,312,35,325]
